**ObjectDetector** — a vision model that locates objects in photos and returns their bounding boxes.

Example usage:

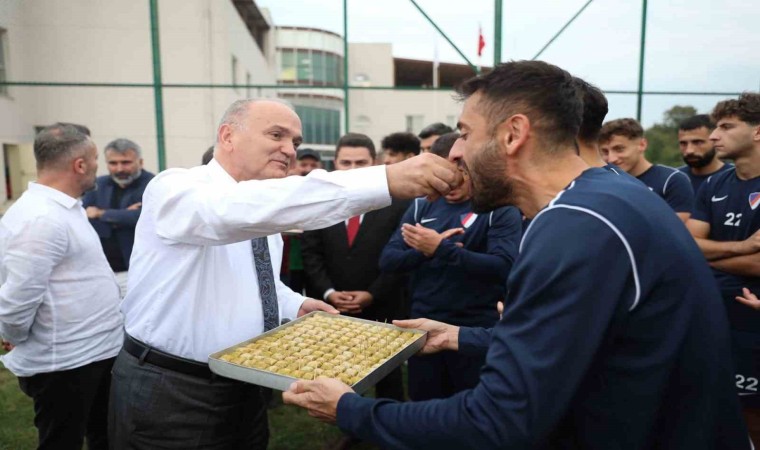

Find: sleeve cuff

[337,393,375,438]
[458,326,493,356]
[323,288,335,301]
[433,240,457,261]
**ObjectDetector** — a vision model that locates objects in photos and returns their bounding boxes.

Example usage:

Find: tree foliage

[644,105,698,167]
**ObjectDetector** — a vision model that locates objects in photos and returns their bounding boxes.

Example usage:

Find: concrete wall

[0,0,277,196]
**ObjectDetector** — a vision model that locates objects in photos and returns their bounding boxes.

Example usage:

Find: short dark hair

[419,123,454,139]
[53,122,91,136]
[678,114,713,132]
[456,60,582,149]
[573,78,608,143]
[335,133,376,160]
[381,132,420,156]
[202,146,214,165]
[429,132,460,158]
[712,93,760,126]
[34,124,92,170]
[599,118,644,143]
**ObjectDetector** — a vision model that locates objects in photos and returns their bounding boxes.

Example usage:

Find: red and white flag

[477,26,486,57]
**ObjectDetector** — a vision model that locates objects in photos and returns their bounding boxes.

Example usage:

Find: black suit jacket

[302,199,410,322]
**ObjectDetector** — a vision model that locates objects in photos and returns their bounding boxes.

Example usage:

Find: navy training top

[678,162,734,194]
[338,168,747,450]
[379,198,522,327]
[692,166,760,332]
[637,164,694,213]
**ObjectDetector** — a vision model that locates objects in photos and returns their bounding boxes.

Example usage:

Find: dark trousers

[375,366,404,401]
[407,351,485,401]
[17,357,114,450]
[109,348,269,450]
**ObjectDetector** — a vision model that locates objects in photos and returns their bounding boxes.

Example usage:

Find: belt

[123,334,215,379]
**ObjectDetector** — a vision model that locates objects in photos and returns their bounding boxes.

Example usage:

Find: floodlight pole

[636,0,648,122]
[149,0,166,171]
[494,0,502,65]
[343,0,350,134]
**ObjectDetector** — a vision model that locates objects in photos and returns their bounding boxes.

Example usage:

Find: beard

[111,169,142,188]
[682,147,716,169]
[466,137,514,213]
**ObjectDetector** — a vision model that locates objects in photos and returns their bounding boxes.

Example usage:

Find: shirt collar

[206,159,238,185]
[26,182,80,209]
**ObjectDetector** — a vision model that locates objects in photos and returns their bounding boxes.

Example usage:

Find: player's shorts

[731,329,760,408]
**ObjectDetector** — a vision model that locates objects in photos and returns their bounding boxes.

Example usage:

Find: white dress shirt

[123,159,391,362]
[0,183,123,377]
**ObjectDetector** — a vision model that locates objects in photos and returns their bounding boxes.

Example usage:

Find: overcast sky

[257,0,759,127]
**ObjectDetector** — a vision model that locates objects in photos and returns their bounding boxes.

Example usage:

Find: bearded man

[83,138,154,297]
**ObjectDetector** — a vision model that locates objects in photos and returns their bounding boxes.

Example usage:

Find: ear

[639,137,648,153]
[72,156,87,175]
[499,114,530,156]
[753,125,760,142]
[217,124,234,153]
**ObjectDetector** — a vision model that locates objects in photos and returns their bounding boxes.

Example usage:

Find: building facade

[0,0,471,208]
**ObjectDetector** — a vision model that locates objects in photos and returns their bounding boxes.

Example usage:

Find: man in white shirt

[109,98,462,450]
[0,124,123,450]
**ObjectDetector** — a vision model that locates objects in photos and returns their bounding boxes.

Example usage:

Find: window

[296,50,311,81]
[294,106,341,145]
[0,29,7,96]
[312,52,326,84]
[405,115,424,134]
[280,50,296,81]
[337,56,344,86]
[246,72,252,98]
[231,55,238,91]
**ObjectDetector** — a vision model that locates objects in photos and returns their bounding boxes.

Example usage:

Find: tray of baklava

[208,311,426,393]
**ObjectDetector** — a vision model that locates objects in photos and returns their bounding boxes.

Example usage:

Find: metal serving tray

[208,311,427,394]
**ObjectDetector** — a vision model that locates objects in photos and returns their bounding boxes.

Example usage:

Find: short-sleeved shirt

[678,163,734,194]
[692,167,760,332]
[637,164,694,213]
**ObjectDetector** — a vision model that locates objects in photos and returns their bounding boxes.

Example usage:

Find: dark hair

[429,132,460,158]
[202,146,214,165]
[34,124,92,170]
[419,122,454,139]
[380,132,420,155]
[599,118,644,143]
[456,60,582,149]
[335,133,376,159]
[573,78,608,143]
[53,122,91,136]
[678,114,713,132]
[712,93,760,126]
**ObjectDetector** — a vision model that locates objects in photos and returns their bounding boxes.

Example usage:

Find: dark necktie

[346,216,360,247]
[251,237,279,331]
